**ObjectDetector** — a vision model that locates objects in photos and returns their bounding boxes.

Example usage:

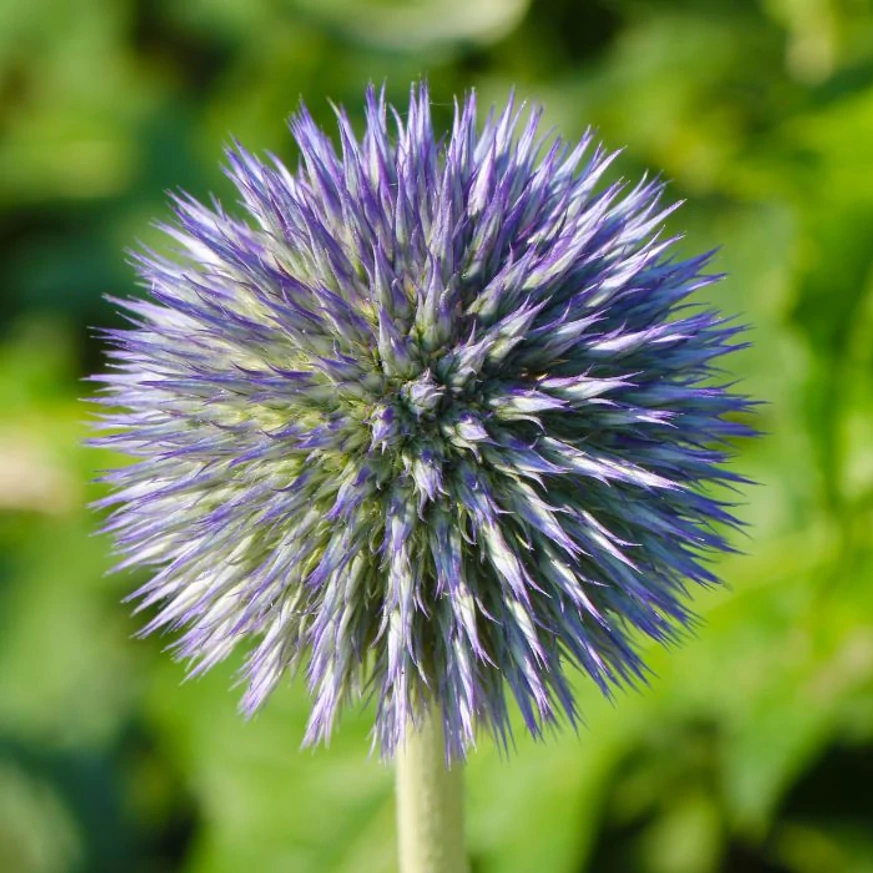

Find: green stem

[396,705,468,873]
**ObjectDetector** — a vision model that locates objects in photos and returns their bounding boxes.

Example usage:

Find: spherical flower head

[91,83,755,761]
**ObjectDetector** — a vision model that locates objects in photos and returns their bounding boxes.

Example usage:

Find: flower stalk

[396,706,468,873]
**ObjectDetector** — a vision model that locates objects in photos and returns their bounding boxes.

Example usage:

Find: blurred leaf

[288,0,531,52]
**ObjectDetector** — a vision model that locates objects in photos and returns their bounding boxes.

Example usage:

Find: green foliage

[1,0,872,870]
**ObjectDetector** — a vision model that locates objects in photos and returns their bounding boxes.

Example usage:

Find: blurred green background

[1,0,873,871]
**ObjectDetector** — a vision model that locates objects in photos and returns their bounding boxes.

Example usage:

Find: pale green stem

[396,706,469,873]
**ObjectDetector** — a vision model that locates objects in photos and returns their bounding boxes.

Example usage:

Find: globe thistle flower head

[92,83,755,761]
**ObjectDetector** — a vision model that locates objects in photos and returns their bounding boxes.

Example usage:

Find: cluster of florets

[92,83,753,760]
